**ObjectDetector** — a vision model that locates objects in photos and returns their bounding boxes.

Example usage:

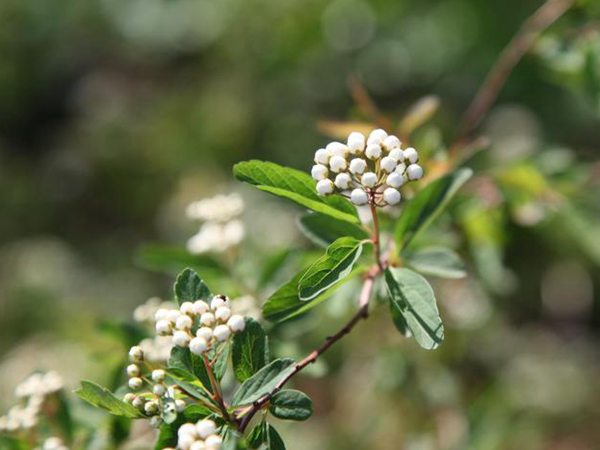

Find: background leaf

[136,244,225,277]
[232,358,295,406]
[174,268,212,305]
[298,213,369,247]
[232,318,270,382]
[405,247,466,279]
[269,389,313,421]
[74,381,143,418]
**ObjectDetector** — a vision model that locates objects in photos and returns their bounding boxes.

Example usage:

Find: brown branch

[202,354,232,422]
[237,265,380,432]
[458,0,573,142]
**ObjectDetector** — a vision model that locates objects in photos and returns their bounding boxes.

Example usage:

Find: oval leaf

[174,268,212,305]
[75,381,143,418]
[384,268,444,350]
[405,247,466,279]
[232,358,295,406]
[269,389,313,421]
[232,318,270,382]
[298,213,369,247]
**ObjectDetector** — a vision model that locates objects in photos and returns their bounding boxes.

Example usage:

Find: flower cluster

[186,193,245,255]
[0,371,64,432]
[153,295,246,356]
[35,437,69,450]
[311,129,424,206]
[168,419,222,450]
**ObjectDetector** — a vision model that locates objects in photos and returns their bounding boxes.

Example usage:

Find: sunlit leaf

[75,381,143,418]
[232,318,269,382]
[298,213,369,247]
[232,358,295,406]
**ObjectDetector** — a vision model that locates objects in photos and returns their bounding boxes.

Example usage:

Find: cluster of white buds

[0,371,64,433]
[166,419,222,450]
[186,193,245,255]
[153,295,246,356]
[35,437,69,450]
[311,129,424,206]
[124,347,185,425]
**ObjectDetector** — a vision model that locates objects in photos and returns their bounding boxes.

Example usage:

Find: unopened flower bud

[189,337,208,355]
[365,144,382,160]
[127,364,140,378]
[196,419,217,439]
[153,384,166,396]
[175,399,186,412]
[156,319,172,335]
[367,128,387,145]
[227,315,245,332]
[329,155,347,173]
[144,400,159,415]
[388,148,404,161]
[361,172,378,188]
[213,325,231,342]
[334,173,352,190]
[383,187,401,205]
[386,172,405,188]
[180,302,195,316]
[129,346,144,363]
[350,189,368,205]
[176,314,193,330]
[347,132,366,154]
[380,156,397,173]
[193,301,209,315]
[196,326,213,340]
[406,164,423,180]
[200,312,215,326]
[124,393,136,403]
[316,179,334,196]
[404,147,419,164]
[210,296,228,310]
[173,331,191,348]
[314,148,331,165]
[152,369,166,383]
[383,135,401,150]
[311,164,328,181]
[128,377,143,390]
[205,435,223,449]
[349,158,367,175]
[326,141,348,157]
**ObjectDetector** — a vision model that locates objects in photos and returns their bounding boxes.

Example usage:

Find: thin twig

[202,354,231,422]
[348,75,393,130]
[369,197,384,271]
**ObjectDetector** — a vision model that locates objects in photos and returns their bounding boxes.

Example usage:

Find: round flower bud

[334,173,352,190]
[395,162,407,174]
[347,131,366,154]
[132,397,145,409]
[380,156,397,173]
[350,188,368,205]
[383,135,401,150]
[361,172,378,188]
[196,326,213,340]
[155,308,170,322]
[152,369,166,383]
[196,419,217,439]
[349,158,367,175]
[178,433,196,450]
[314,148,331,165]
[205,435,223,449]
[190,442,206,450]
[176,314,193,331]
[383,188,401,205]
[144,400,159,415]
[193,301,209,315]
[403,147,419,163]
[167,310,180,323]
[388,148,404,162]
[386,172,405,188]
[126,364,140,378]
[316,179,334,196]
[156,319,172,336]
[311,164,328,181]
[329,155,347,173]
[128,377,143,390]
[124,393,136,403]
[129,346,144,363]
[365,144,382,160]
[173,331,191,348]
[189,337,208,355]
[150,416,163,429]
[200,312,215,326]
[179,302,195,316]
[175,399,186,412]
[215,306,231,322]
[210,296,228,310]
[178,423,198,438]
[227,315,245,332]
[407,164,424,180]
[367,128,387,145]
[213,325,231,342]
[153,384,166,396]
[326,141,348,157]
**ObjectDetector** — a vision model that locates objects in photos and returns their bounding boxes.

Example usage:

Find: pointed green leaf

[232,358,295,406]
[75,381,143,418]
[298,237,364,300]
[248,422,286,450]
[232,318,269,382]
[395,168,472,250]
[212,344,230,381]
[298,213,369,247]
[233,160,359,224]
[406,247,466,279]
[269,389,313,421]
[165,368,212,404]
[174,268,212,305]
[384,268,444,350]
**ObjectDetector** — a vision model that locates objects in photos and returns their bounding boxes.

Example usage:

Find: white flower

[383,188,401,205]
[178,433,196,450]
[316,179,334,196]
[178,423,198,438]
[144,400,159,415]
[351,189,368,205]
[311,164,328,181]
[196,327,213,340]
[215,306,231,322]
[347,131,366,154]
[189,337,208,355]
[180,302,195,316]
[395,162,407,174]
[383,135,401,150]
[329,155,347,173]
[200,312,215,326]
[153,384,166,396]
[176,314,193,330]
[361,172,378,188]
[334,173,352,189]
[193,301,209,316]
[152,369,166,383]
[172,331,191,348]
[205,435,223,449]
[186,193,244,223]
[128,377,143,390]
[211,296,228,310]
[314,148,331,165]
[365,144,382,160]
[380,156,397,173]
[196,419,217,439]
[367,128,388,145]
[349,158,367,175]
[406,164,424,180]
[129,346,144,363]
[126,364,140,378]
[404,147,419,164]
[227,315,245,332]
[388,148,404,161]
[124,393,136,403]
[213,325,231,342]
[386,172,405,188]
[326,141,348,157]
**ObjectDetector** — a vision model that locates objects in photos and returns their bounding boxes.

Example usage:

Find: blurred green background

[1,0,600,449]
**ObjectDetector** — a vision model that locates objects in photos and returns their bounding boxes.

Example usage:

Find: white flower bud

[388,148,404,162]
[407,163,424,180]
[175,399,186,412]
[126,364,140,378]
[196,326,213,340]
[347,131,366,154]
[178,423,198,438]
[156,319,172,336]
[328,155,347,173]
[128,346,144,363]
[210,296,228,310]
[154,308,170,322]
[386,172,405,188]
[383,187,401,205]
[367,128,387,145]
[334,173,352,190]
[178,433,196,450]
[383,135,401,150]
[403,147,419,163]
[380,156,397,173]
[326,141,348,157]
[153,384,166,396]
[132,396,144,408]
[179,302,195,316]
[227,315,245,332]
[361,172,378,188]
[193,301,209,315]
[167,310,180,323]
[311,164,328,181]
[213,325,231,342]
[144,400,159,415]
[215,306,231,322]
[152,369,166,383]
[176,314,193,330]
[190,442,206,450]
[200,312,215,326]
[128,377,143,390]
[189,337,208,355]
[365,144,382,160]
[124,393,136,403]
[349,158,367,175]
[314,148,331,165]
[196,419,217,439]
[395,162,407,174]
[316,179,334,196]
[205,435,223,449]
[350,188,368,205]
[173,331,191,348]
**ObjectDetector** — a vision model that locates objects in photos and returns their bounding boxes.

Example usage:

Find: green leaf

[55,392,74,441]
[155,405,212,450]
[405,247,466,279]
[136,244,225,276]
[298,213,369,247]
[212,344,230,381]
[248,422,286,450]
[395,168,472,250]
[384,268,444,350]
[168,346,211,389]
[74,381,143,418]
[257,249,295,289]
[166,368,212,404]
[174,268,212,306]
[269,389,313,421]
[298,237,364,300]
[232,358,295,406]
[267,424,286,450]
[232,318,269,382]
[233,160,359,224]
